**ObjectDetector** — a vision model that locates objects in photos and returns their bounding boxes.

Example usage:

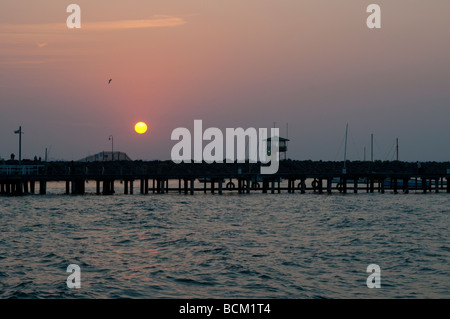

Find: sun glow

[134,122,148,134]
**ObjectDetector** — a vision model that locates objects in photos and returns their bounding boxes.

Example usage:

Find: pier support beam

[101,180,114,195]
[159,179,163,193]
[342,178,347,194]
[218,179,223,195]
[16,182,23,195]
[422,177,427,194]
[403,178,409,194]
[39,180,46,195]
[71,180,76,194]
[318,179,323,194]
[80,179,86,194]
[289,179,295,193]
[103,180,109,195]
[300,179,306,194]
[29,180,35,194]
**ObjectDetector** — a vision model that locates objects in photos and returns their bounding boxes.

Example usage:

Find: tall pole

[14,126,23,165]
[371,134,374,162]
[109,135,114,161]
[396,138,399,161]
[343,123,348,171]
[19,127,21,165]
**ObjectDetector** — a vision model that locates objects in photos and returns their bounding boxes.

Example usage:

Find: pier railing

[0,165,44,176]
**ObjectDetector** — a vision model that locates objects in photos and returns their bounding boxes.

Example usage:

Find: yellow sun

[134,122,148,134]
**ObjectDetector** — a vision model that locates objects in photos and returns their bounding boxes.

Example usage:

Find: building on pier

[78,151,132,162]
[266,136,289,160]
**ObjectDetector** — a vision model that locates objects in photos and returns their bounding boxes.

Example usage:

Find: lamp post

[14,126,23,165]
[109,135,114,161]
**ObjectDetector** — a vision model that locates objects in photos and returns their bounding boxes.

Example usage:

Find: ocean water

[0,183,449,299]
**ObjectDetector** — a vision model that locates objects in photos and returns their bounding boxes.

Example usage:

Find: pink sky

[1,0,450,161]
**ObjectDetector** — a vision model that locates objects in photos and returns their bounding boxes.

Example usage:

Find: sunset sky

[1,0,450,162]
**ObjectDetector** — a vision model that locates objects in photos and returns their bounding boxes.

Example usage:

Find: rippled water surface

[0,186,449,298]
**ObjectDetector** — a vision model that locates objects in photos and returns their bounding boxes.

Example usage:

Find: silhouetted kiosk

[266,136,289,160]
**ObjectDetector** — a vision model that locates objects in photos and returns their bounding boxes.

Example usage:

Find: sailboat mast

[396,138,399,161]
[343,123,348,171]
[371,134,374,162]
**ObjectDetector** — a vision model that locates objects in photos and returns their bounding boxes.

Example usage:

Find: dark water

[0,185,449,299]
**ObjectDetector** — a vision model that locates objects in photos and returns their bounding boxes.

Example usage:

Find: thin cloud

[85,16,186,31]
[0,57,64,67]
[0,60,49,66]
[0,16,186,33]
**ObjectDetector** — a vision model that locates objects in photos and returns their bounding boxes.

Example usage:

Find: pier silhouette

[1,160,449,196]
